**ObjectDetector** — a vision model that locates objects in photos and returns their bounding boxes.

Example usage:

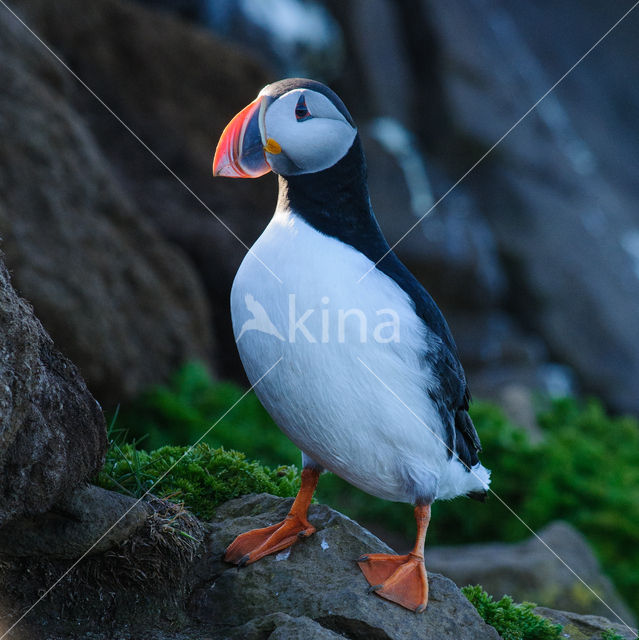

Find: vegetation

[110,362,295,466]
[109,362,639,616]
[461,585,562,640]
[600,630,629,640]
[96,441,300,521]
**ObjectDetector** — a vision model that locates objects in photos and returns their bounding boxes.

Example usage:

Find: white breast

[231,210,485,504]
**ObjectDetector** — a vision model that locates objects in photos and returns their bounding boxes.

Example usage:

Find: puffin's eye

[295,95,311,122]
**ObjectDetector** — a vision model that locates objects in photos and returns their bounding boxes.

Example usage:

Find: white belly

[231,210,477,504]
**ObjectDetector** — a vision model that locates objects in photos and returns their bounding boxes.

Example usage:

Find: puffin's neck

[275,136,389,258]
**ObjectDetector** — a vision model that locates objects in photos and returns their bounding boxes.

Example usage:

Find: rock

[225,612,348,640]
[425,521,635,627]
[424,0,639,414]
[0,485,151,558]
[0,254,106,527]
[12,0,276,381]
[536,607,638,640]
[0,2,213,407]
[4,490,631,640]
[205,0,344,80]
[0,491,501,639]
[491,383,544,443]
[0,493,204,640]
[190,493,501,640]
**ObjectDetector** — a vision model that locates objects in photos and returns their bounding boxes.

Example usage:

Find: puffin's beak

[213,97,272,178]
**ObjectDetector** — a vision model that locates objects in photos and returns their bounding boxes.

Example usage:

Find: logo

[236,294,285,342]
[236,294,400,344]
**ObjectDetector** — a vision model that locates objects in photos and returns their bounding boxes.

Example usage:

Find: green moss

[462,585,562,640]
[605,629,639,640]
[95,441,300,520]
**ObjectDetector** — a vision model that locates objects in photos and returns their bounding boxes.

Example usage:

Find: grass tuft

[95,440,300,521]
[462,585,562,640]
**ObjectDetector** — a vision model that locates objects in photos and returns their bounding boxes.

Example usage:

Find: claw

[367,583,383,593]
[238,554,250,568]
[357,555,369,562]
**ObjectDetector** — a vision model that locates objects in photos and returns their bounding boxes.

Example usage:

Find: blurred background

[0,0,638,626]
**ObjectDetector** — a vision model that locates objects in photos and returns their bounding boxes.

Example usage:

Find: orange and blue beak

[213,97,274,178]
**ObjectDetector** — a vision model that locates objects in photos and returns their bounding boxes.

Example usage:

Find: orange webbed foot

[224,467,320,566]
[358,552,429,613]
[357,504,431,613]
[224,513,316,565]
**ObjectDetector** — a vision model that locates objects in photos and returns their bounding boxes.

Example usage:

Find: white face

[259,88,357,176]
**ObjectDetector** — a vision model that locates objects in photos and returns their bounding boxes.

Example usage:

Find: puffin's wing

[394,264,482,470]
[453,386,482,467]
[357,237,483,471]
[429,341,481,470]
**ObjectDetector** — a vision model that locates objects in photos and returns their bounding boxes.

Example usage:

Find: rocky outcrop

[3,491,636,639]
[423,0,639,414]
[0,491,204,640]
[0,485,151,558]
[425,521,635,627]
[537,607,637,640]
[0,2,213,407]
[191,493,501,640]
[0,255,106,527]
[11,0,276,381]
[0,493,499,639]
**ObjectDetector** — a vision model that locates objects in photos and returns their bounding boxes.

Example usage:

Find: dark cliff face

[0,255,107,526]
[0,0,226,407]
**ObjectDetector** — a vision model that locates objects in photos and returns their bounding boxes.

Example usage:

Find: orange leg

[224,467,320,566]
[358,504,431,613]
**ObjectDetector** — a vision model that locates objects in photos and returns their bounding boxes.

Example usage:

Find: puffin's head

[213,78,357,179]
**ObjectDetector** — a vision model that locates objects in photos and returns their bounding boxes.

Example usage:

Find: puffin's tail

[465,462,491,501]
[438,459,491,502]
[468,462,491,498]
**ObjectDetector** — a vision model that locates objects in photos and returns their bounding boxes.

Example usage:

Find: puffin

[212,78,490,613]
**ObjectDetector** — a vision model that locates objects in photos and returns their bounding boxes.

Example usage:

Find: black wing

[377,253,482,471]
